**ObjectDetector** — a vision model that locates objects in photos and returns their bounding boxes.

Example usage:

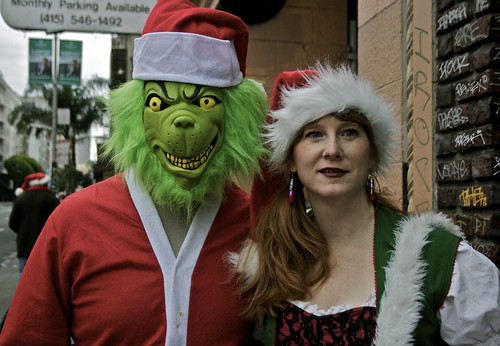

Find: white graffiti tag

[455,74,489,97]
[454,20,488,48]
[454,129,485,149]
[439,55,469,80]
[437,107,468,131]
[476,0,490,13]
[494,156,500,176]
[437,3,468,31]
[438,160,469,180]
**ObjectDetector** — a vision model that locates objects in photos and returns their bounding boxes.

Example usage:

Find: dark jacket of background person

[9,184,59,258]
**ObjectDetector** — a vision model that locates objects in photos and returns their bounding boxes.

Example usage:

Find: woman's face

[289,114,374,202]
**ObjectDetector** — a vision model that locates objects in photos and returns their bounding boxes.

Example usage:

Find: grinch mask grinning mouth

[165,136,217,170]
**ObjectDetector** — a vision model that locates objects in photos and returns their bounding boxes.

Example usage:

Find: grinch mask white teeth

[165,142,215,170]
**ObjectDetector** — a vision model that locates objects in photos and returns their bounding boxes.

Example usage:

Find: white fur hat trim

[28,174,51,187]
[133,32,242,87]
[15,173,51,196]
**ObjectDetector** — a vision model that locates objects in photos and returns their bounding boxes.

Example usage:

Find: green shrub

[4,155,44,188]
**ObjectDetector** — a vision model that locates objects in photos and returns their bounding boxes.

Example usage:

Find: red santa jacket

[0,171,252,345]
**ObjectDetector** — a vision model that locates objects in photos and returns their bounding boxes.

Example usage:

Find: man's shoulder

[59,174,129,209]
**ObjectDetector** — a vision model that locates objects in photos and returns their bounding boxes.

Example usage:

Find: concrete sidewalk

[0,253,18,324]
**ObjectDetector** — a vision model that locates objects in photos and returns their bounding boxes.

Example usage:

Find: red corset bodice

[275,303,377,345]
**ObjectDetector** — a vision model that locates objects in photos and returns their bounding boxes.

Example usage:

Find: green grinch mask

[105,78,268,218]
[143,82,225,190]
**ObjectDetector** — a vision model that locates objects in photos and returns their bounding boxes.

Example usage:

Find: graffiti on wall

[476,0,491,13]
[437,159,469,180]
[437,106,468,130]
[493,156,500,176]
[459,186,488,207]
[455,74,489,98]
[408,16,433,213]
[454,129,486,149]
[454,19,488,48]
[438,55,469,80]
[437,2,467,31]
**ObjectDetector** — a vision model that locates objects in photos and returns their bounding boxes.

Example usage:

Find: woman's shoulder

[376,205,465,239]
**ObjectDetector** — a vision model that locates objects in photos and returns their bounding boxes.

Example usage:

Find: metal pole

[51,33,58,183]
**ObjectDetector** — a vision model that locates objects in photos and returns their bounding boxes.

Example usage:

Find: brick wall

[358,0,404,208]
[246,0,349,96]
[435,0,500,264]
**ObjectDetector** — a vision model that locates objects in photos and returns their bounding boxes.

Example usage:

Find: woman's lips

[319,168,347,177]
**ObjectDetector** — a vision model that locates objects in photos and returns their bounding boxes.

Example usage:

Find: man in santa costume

[0,0,268,344]
[9,172,58,280]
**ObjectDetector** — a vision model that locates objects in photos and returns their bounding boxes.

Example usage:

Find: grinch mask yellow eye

[197,96,220,110]
[145,94,167,112]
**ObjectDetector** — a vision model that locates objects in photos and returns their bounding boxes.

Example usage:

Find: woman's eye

[145,94,167,112]
[195,96,221,110]
[343,128,359,137]
[304,130,322,139]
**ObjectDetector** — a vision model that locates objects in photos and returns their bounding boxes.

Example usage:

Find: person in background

[39,58,51,75]
[232,63,500,345]
[9,172,59,280]
[67,59,80,77]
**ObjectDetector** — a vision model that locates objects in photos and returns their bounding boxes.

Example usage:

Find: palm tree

[9,76,109,168]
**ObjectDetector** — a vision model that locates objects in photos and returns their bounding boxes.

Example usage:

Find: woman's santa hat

[133,0,248,87]
[15,172,51,197]
[265,63,400,176]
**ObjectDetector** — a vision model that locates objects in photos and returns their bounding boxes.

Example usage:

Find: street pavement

[0,254,17,324]
[0,202,17,323]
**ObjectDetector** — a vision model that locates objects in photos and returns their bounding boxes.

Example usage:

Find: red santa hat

[15,172,51,197]
[132,0,248,88]
[265,63,400,176]
[270,70,317,112]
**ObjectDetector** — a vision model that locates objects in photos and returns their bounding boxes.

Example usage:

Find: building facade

[111,0,499,265]
[0,72,24,173]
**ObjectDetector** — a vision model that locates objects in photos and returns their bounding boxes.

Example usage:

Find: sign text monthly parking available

[1,0,157,34]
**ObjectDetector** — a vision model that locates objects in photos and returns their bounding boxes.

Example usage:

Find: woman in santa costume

[0,0,269,345]
[232,63,500,345]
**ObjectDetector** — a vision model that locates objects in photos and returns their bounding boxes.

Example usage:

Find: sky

[0,10,112,96]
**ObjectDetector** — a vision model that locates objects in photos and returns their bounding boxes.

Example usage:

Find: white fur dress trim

[372,212,463,345]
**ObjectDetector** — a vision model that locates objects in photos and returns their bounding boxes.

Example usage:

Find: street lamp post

[51,33,59,184]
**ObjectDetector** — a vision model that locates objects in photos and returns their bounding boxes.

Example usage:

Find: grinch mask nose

[174,115,195,129]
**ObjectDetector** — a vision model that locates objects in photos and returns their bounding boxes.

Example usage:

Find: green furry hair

[104,78,268,217]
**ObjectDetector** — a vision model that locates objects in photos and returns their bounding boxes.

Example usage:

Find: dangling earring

[368,175,375,201]
[288,174,295,204]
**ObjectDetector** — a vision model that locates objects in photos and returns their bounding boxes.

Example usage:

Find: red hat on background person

[270,70,318,112]
[15,172,51,197]
[132,0,248,88]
